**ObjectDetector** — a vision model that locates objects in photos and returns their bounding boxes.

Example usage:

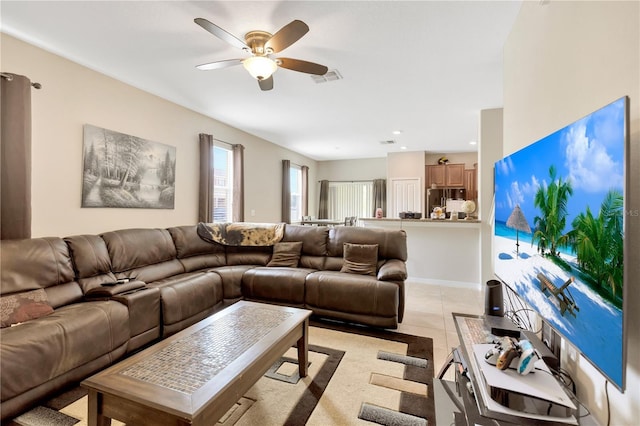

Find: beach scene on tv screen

[494,97,625,388]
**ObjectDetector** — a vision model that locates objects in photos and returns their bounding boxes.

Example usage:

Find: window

[213,144,233,222]
[328,181,373,220]
[290,164,303,222]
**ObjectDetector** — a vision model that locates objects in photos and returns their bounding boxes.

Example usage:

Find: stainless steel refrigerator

[426,187,466,215]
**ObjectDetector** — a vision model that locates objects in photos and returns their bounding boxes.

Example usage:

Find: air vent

[312,69,343,84]
[379,140,396,145]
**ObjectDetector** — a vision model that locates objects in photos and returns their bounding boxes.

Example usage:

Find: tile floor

[395,280,484,381]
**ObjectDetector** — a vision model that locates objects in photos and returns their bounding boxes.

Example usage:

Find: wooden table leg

[87,389,112,426]
[297,318,309,377]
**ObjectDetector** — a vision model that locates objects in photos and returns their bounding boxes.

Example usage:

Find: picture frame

[81,124,176,209]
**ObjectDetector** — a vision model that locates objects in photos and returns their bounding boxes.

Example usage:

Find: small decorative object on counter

[450,211,459,221]
[375,208,383,218]
[399,211,422,219]
[437,156,449,165]
[431,207,446,219]
[461,200,476,219]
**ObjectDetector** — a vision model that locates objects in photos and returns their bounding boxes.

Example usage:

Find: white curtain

[327,181,373,220]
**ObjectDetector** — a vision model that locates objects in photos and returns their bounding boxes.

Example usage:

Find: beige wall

[1,34,317,237]
[316,157,386,182]
[387,151,427,215]
[387,151,426,182]
[478,108,503,286]
[504,1,639,423]
[424,151,477,169]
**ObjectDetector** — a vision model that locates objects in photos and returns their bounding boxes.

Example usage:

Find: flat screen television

[493,96,628,391]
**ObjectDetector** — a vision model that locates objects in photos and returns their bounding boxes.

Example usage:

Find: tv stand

[434,313,599,426]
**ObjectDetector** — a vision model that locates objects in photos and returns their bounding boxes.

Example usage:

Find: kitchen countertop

[360,217,480,224]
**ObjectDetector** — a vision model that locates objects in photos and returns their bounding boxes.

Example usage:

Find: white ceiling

[1,1,522,161]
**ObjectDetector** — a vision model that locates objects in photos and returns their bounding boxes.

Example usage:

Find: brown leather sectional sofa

[0,223,407,420]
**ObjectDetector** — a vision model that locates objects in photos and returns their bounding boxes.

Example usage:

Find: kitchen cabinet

[446,163,465,187]
[426,163,465,188]
[427,165,446,187]
[464,166,477,201]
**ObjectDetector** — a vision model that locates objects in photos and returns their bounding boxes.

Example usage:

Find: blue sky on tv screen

[494,97,625,232]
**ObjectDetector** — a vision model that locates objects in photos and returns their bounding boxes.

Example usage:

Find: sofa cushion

[225,245,272,266]
[267,241,303,267]
[282,225,329,256]
[282,225,329,270]
[101,228,178,272]
[101,228,184,282]
[0,289,54,328]
[242,267,314,306]
[168,225,226,271]
[0,237,79,308]
[65,234,112,279]
[327,227,407,261]
[305,271,398,319]
[65,234,117,293]
[0,300,129,402]
[147,272,223,332]
[340,243,378,276]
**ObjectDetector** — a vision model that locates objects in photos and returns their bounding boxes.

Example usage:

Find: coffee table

[82,301,312,426]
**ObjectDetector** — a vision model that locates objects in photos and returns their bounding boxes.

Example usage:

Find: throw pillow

[340,243,378,276]
[1,288,54,328]
[267,241,303,267]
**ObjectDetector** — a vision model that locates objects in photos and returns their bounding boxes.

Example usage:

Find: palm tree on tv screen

[532,165,573,257]
[569,189,624,297]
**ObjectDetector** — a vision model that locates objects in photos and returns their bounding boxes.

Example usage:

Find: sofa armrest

[112,287,161,349]
[377,259,407,281]
[85,280,146,298]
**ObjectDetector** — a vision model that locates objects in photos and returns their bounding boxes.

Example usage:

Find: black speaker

[485,279,504,317]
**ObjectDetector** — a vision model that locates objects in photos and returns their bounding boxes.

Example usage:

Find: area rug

[9,320,434,426]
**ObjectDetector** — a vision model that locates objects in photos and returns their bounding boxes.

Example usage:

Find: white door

[390,178,421,218]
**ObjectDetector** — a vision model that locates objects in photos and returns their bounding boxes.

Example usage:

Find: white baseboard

[407,276,481,290]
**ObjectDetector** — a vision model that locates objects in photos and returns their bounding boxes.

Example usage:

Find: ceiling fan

[194,18,329,91]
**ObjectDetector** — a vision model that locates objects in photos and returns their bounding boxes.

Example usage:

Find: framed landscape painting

[82,125,176,209]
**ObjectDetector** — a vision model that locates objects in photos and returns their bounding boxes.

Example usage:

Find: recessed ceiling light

[469,141,477,145]
[400,146,407,150]
[392,130,403,135]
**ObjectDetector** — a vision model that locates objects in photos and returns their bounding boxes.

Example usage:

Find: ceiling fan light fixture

[243,56,278,80]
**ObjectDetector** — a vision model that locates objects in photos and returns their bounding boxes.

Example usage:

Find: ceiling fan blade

[258,76,274,91]
[265,20,309,53]
[196,59,243,71]
[277,58,328,75]
[194,18,249,51]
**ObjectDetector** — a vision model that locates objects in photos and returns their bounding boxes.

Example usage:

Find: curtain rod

[1,72,42,89]
[213,138,235,148]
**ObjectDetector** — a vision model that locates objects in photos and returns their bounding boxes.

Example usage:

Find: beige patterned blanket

[197,222,285,246]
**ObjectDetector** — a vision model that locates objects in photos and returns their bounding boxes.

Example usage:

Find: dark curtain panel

[198,133,214,223]
[1,73,32,239]
[373,178,387,216]
[232,144,245,222]
[301,165,309,217]
[281,160,291,223]
[318,179,329,219]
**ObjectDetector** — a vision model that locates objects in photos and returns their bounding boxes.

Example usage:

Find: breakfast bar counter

[361,217,480,226]
[359,218,481,287]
